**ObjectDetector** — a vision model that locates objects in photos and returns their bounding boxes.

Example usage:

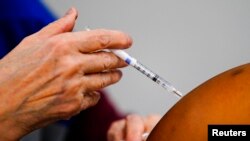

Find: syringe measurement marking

[84,28,182,97]
[153,75,159,82]
[134,57,182,97]
[133,61,182,97]
[134,62,161,84]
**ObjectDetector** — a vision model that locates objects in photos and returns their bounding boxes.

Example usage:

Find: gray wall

[44,0,250,115]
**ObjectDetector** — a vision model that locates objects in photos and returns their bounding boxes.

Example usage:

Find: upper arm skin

[147,63,250,141]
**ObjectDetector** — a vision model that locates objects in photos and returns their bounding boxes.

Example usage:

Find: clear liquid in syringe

[133,61,183,97]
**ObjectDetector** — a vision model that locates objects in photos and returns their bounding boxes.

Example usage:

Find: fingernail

[64,7,74,17]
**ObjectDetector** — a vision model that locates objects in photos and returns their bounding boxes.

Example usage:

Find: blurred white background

[44,0,250,116]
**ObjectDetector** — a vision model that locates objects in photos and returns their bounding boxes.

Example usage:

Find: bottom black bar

[208,125,250,141]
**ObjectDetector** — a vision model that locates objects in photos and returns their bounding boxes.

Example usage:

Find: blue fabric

[0,0,56,58]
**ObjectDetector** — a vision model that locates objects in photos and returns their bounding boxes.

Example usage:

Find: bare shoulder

[147,63,250,141]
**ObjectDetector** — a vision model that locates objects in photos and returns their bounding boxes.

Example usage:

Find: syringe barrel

[133,61,157,81]
[132,61,174,90]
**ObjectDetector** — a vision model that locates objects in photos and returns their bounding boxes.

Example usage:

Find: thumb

[36,7,78,39]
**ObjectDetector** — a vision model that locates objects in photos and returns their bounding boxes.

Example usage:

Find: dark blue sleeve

[0,0,56,58]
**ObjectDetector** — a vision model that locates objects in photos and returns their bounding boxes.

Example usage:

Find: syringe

[111,50,182,97]
[85,28,182,97]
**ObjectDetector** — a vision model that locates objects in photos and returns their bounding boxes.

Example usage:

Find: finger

[81,51,127,74]
[82,70,122,91]
[62,29,133,53]
[81,91,100,110]
[144,114,162,132]
[107,119,126,141]
[35,7,78,39]
[125,114,144,141]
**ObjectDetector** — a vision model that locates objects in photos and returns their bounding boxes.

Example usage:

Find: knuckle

[83,92,101,108]
[63,102,81,116]
[99,72,118,88]
[94,29,110,48]
[101,53,114,70]
[52,55,80,75]
[99,71,121,88]
[52,21,68,33]
[58,97,82,118]
[21,36,31,43]
[48,36,70,55]
[99,78,109,88]
[62,56,80,69]
[21,35,36,44]
[97,34,110,48]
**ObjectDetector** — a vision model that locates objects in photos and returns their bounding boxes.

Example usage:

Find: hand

[0,8,132,141]
[107,114,161,141]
